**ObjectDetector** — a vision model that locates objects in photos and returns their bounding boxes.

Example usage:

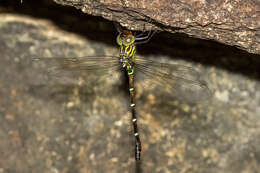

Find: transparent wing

[29,55,124,103]
[134,57,211,103]
[31,55,123,86]
[33,56,120,71]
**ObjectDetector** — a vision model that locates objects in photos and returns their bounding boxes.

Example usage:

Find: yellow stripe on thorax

[122,45,136,58]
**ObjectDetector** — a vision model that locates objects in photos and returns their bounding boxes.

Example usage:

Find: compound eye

[116,35,122,46]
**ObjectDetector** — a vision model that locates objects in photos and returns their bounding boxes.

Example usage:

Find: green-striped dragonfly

[33,23,211,161]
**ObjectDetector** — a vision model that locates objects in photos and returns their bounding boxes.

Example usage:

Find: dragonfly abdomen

[128,72,142,160]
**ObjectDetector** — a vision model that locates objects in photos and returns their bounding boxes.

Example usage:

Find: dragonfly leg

[113,21,123,34]
[135,30,156,45]
[134,23,149,38]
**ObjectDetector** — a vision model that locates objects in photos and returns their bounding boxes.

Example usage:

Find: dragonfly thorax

[117,30,136,72]
[119,56,134,72]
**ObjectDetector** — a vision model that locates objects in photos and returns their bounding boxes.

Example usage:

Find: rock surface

[0,0,260,173]
[54,0,260,55]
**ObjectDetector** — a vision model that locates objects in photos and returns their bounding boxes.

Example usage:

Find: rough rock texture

[0,1,260,173]
[53,0,260,55]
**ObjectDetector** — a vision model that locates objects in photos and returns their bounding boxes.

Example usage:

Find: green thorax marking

[116,30,136,74]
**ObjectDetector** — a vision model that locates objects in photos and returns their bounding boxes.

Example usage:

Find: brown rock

[54,0,260,54]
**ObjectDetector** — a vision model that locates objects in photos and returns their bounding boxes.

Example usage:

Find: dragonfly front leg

[113,21,123,34]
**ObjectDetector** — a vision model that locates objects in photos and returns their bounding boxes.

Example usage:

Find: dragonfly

[33,22,211,161]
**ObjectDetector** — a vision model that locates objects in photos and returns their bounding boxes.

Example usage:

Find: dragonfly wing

[134,57,211,103]
[29,55,124,103]
[31,55,122,86]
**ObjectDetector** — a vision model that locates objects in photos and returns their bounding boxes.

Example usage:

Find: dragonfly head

[116,30,135,47]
